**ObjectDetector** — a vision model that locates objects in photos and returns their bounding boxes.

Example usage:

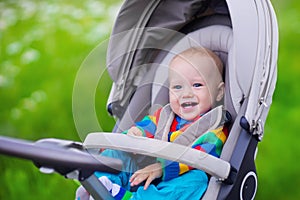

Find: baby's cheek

[169,92,179,102]
[170,100,181,116]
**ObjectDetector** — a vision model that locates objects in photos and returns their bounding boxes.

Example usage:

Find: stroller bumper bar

[84,132,236,183]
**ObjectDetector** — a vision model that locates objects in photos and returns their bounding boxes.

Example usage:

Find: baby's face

[169,55,224,121]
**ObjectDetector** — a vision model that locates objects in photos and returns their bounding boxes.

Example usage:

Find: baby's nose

[183,87,194,97]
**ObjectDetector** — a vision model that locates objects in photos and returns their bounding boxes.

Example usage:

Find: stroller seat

[85,21,236,199]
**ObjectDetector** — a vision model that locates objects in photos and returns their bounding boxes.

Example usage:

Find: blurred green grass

[255,1,300,199]
[0,0,119,199]
[0,0,299,199]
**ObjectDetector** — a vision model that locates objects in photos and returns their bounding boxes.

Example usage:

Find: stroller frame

[0,0,278,199]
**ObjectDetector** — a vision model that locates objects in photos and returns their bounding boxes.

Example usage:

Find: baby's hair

[172,47,224,77]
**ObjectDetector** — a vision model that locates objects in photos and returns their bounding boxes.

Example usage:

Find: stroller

[0,0,278,199]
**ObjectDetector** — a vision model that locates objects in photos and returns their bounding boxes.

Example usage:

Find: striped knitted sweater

[124,106,229,181]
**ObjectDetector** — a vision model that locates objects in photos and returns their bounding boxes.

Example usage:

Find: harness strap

[154,105,227,146]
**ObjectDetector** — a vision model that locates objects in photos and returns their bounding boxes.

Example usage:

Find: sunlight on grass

[0,0,121,199]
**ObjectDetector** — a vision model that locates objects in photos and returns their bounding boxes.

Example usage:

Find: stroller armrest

[84,132,231,180]
[0,136,122,176]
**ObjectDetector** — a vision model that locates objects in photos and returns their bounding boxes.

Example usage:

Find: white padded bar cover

[84,133,231,180]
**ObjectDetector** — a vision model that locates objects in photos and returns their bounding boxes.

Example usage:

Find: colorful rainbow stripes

[125,108,228,181]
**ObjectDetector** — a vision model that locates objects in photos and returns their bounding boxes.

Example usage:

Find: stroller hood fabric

[106,0,228,119]
[106,0,278,140]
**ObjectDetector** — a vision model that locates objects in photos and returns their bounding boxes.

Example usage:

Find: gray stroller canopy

[106,0,278,141]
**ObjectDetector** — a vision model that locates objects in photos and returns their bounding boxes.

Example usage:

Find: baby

[76,47,228,200]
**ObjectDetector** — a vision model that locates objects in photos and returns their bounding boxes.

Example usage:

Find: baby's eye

[193,83,203,88]
[172,85,182,89]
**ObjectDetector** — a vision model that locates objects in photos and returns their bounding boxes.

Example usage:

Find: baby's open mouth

[181,102,198,108]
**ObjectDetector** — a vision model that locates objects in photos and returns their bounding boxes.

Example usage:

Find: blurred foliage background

[0,0,299,199]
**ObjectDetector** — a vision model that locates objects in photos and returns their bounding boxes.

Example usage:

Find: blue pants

[95,149,208,200]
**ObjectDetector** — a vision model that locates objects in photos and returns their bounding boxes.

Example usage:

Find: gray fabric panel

[113,63,160,132]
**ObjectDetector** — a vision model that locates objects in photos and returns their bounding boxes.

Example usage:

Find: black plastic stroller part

[223,130,258,200]
[0,136,122,177]
[221,166,237,185]
[80,174,115,200]
[240,116,251,132]
[215,110,259,200]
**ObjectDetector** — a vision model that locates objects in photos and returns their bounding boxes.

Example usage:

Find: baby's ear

[216,82,225,102]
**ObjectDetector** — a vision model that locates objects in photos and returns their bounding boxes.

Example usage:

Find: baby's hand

[129,163,162,190]
[127,126,143,137]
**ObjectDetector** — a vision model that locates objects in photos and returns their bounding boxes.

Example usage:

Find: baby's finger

[129,173,139,186]
[130,170,143,182]
[130,174,144,186]
[129,173,137,183]
[130,177,141,187]
[144,175,155,190]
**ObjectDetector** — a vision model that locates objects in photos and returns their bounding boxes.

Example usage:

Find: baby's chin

[178,109,201,121]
